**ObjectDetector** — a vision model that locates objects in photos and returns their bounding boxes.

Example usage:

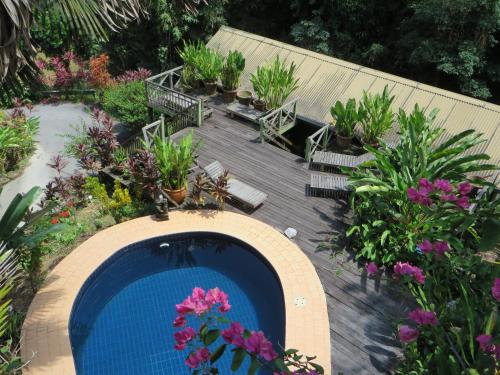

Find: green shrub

[102,81,148,129]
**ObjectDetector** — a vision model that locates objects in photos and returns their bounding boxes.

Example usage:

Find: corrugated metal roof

[207,26,500,180]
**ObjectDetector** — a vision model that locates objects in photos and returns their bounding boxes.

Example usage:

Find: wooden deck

[176,107,409,374]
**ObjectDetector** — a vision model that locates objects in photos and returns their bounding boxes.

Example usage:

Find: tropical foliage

[357,86,395,145]
[221,50,245,91]
[196,47,224,83]
[330,98,359,138]
[250,56,299,110]
[102,80,149,128]
[347,105,497,265]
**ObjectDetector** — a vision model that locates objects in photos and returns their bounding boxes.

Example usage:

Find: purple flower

[417,240,433,254]
[244,331,278,361]
[492,278,500,301]
[407,187,420,203]
[418,178,434,194]
[365,262,378,277]
[456,196,470,209]
[398,325,419,343]
[433,179,453,193]
[440,193,458,202]
[409,308,439,326]
[222,322,244,347]
[433,241,450,256]
[458,182,472,196]
[174,327,196,350]
[185,347,210,369]
[394,262,425,284]
[476,334,494,354]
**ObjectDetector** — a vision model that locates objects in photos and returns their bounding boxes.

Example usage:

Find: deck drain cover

[294,296,306,307]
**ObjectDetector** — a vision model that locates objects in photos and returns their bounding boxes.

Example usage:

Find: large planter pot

[252,99,267,112]
[165,186,187,205]
[223,89,238,104]
[237,91,253,106]
[336,134,353,149]
[203,80,218,96]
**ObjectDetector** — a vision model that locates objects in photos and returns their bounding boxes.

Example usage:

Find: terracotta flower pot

[336,134,353,149]
[165,186,187,205]
[203,81,218,96]
[223,89,238,103]
[252,99,267,112]
[237,91,253,106]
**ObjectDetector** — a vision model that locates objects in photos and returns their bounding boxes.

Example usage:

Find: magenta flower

[458,182,472,196]
[175,296,196,315]
[174,327,196,350]
[394,262,425,284]
[433,241,450,256]
[476,334,494,354]
[185,347,210,369]
[440,193,458,202]
[412,267,426,284]
[407,187,420,203]
[492,278,500,301]
[365,262,378,276]
[455,196,470,209]
[417,240,433,254]
[222,322,245,347]
[173,315,186,327]
[418,178,434,194]
[409,308,439,326]
[244,331,278,361]
[398,325,419,343]
[192,287,205,301]
[433,179,453,193]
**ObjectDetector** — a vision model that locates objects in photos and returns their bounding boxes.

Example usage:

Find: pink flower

[476,334,494,354]
[407,187,420,203]
[365,262,378,276]
[192,287,206,301]
[244,331,278,361]
[222,322,245,347]
[394,262,425,284]
[176,296,196,315]
[417,240,433,254]
[440,193,457,202]
[492,278,500,301]
[409,308,438,326]
[418,178,434,194]
[174,327,196,350]
[173,315,186,327]
[398,325,419,343]
[219,302,231,313]
[456,196,470,209]
[433,179,453,193]
[458,182,472,196]
[205,287,221,305]
[433,241,449,256]
[185,347,210,369]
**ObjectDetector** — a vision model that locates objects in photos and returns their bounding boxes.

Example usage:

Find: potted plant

[221,50,245,103]
[111,147,129,174]
[152,131,200,204]
[358,85,395,147]
[330,98,359,148]
[250,56,299,111]
[177,41,203,91]
[197,47,223,96]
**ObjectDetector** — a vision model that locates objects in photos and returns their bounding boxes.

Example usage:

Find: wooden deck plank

[175,108,404,374]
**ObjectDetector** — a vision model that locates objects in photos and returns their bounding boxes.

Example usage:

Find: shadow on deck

[176,106,407,374]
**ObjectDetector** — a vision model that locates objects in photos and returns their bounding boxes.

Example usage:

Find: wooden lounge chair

[309,174,351,199]
[202,161,268,211]
[311,150,375,171]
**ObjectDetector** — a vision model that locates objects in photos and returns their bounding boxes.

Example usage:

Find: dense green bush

[102,81,148,129]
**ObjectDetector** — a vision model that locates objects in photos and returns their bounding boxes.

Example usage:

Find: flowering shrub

[36,52,89,89]
[172,287,324,374]
[115,68,151,83]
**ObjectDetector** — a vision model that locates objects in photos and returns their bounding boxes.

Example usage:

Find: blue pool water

[70,232,285,374]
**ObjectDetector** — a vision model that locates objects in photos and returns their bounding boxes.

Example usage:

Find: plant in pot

[152,131,200,205]
[177,41,203,91]
[250,56,299,111]
[111,147,129,174]
[358,85,395,147]
[197,47,223,96]
[330,98,359,148]
[221,50,245,103]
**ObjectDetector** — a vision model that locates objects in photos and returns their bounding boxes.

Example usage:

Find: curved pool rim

[21,210,331,374]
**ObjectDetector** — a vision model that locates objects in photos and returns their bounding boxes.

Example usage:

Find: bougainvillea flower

[492,278,500,301]
[173,315,186,327]
[222,322,245,347]
[394,262,425,284]
[365,262,378,276]
[476,334,494,354]
[409,308,439,326]
[455,196,470,209]
[407,187,420,203]
[244,331,278,361]
[175,296,197,315]
[174,327,196,350]
[458,182,472,196]
[417,240,433,254]
[433,241,449,256]
[185,347,210,369]
[398,325,419,343]
[440,193,458,202]
[418,178,434,194]
[433,179,453,193]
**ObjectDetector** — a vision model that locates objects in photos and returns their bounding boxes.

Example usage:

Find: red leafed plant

[89,53,113,89]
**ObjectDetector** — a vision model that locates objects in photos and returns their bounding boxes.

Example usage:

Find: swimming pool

[69,232,286,375]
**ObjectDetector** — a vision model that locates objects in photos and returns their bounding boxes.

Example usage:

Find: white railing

[259,99,297,150]
[305,124,333,161]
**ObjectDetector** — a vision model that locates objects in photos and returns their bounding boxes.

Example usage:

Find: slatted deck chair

[309,174,351,199]
[202,161,268,211]
[311,150,375,171]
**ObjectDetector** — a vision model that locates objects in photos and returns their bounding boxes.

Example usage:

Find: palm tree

[0,0,206,93]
